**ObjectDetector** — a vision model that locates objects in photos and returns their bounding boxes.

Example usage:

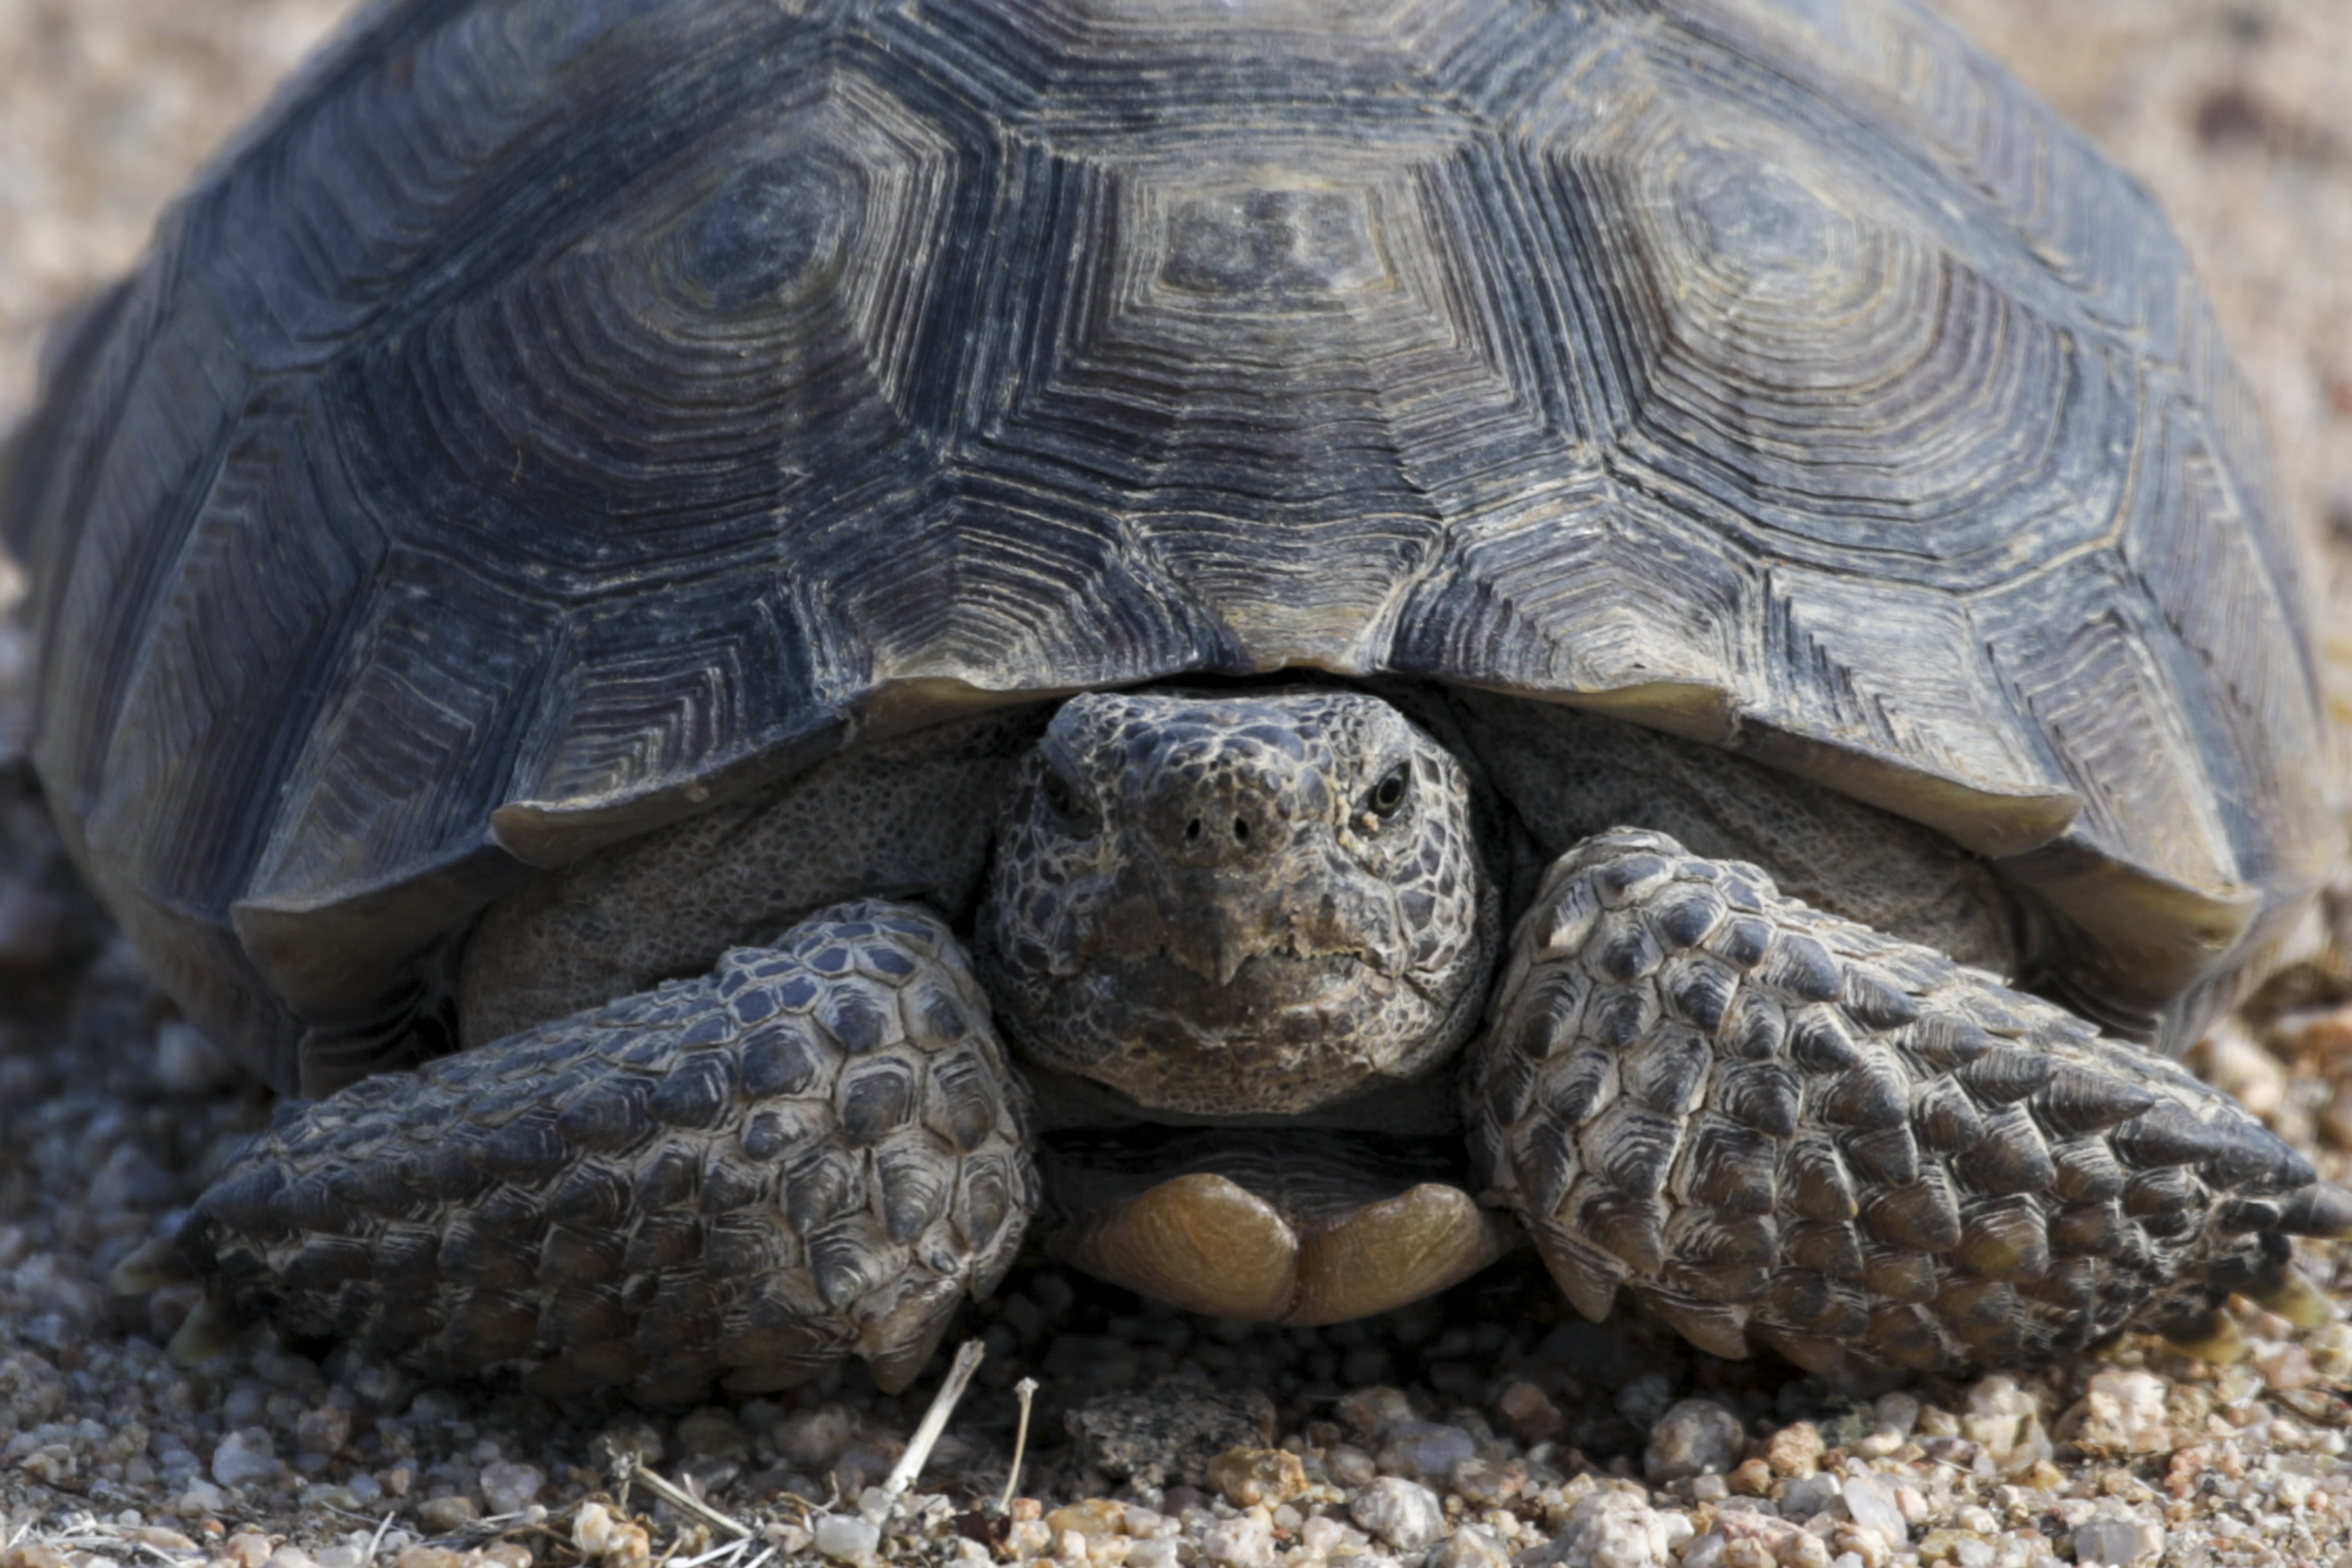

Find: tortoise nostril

[1233,817,1250,843]
[1185,817,1203,841]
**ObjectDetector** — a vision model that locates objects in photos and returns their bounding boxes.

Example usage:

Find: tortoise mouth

[1000,947,1464,1119]
[1114,946,1406,1026]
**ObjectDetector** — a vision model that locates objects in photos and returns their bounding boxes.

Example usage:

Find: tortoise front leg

[1469,829,2351,1379]
[130,902,1035,1403]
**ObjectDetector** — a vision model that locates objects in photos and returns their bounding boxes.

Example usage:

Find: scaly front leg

[127,902,1035,1403]
[1470,830,2350,1379]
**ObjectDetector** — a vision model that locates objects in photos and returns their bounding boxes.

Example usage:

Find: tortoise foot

[1472,828,2347,1379]
[160,901,1036,1401]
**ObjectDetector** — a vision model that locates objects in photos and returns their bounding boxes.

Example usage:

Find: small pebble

[2071,1508,2164,1567]
[1196,1515,1274,1568]
[1449,1455,1515,1507]
[1841,1473,1907,1544]
[1645,1399,1745,1482]
[599,1521,651,1568]
[479,1460,546,1515]
[1427,1524,1512,1568]
[1349,1477,1446,1552]
[1336,1386,1418,1436]
[392,1550,465,1568]
[1205,1447,1307,1507]
[1330,1445,1379,1489]
[813,1516,880,1563]
[1045,1499,1128,1539]
[574,1503,616,1557]
[1377,1421,1478,1482]
[416,1496,480,1533]
[295,1405,351,1456]
[212,1430,280,1490]
[1765,1424,1825,1479]
[2063,1371,2171,1458]
[175,1480,230,1515]
[1557,1490,1693,1568]
[1872,1393,1921,1440]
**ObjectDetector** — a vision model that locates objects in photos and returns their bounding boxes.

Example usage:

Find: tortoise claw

[2158,1307,2248,1364]
[164,1290,247,1368]
[2278,1182,2352,1239]
[2247,1268,2336,1330]
[109,1232,198,1295]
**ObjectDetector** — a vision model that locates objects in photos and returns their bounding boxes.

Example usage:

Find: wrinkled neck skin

[973,687,1500,1125]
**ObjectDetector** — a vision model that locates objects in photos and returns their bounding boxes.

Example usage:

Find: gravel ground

[5,4,2352,1568]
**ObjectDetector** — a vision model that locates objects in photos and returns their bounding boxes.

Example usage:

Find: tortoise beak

[1162,907,1256,988]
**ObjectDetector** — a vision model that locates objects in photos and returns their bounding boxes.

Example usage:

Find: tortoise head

[975,688,1497,1117]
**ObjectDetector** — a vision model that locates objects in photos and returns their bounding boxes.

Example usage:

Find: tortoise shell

[5,0,2332,1095]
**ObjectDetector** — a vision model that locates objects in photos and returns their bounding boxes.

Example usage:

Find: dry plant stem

[1000,1377,1041,1514]
[608,1452,753,1541]
[882,1339,986,1503]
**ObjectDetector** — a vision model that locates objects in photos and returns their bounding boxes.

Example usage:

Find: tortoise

[5,0,2346,1405]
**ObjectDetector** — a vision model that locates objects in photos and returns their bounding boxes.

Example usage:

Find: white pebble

[2072,1509,2164,1567]
[1349,1477,1446,1553]
[1128,1541,1180,1568]
[575,1501,615,1556]
[1299,1516,1365,1555]
[1781,1475,1840,1521]
[1840,1473,1906,1544]
[813,1515,880,1562]
[2065,1371,2172,1458]
[211,1429,280,1490]
[1556,1491,1691,1568]
[1329,1444,1379,1488]
[174,1480,229,1515]
[1678,1533,1726,1568]
[480,1460,546,1515]
[1198,1515,1275,1568]
[1427,1525,1511,1568]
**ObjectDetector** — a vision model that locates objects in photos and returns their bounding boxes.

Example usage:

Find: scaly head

[976,688,1497,1117]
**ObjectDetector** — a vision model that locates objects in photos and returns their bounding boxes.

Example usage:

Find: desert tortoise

[4,0,2345,1403]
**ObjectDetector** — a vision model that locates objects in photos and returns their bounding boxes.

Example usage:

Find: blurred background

[3,0,2347,739]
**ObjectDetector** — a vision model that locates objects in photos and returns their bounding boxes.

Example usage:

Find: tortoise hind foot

[1471,827,2345,1380]
[1043,1128,1517,1324]
[164,900,1036,1402]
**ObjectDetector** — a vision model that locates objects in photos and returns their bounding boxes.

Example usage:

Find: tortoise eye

[1039,767,1084,823]
[1367,764,1411,818]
